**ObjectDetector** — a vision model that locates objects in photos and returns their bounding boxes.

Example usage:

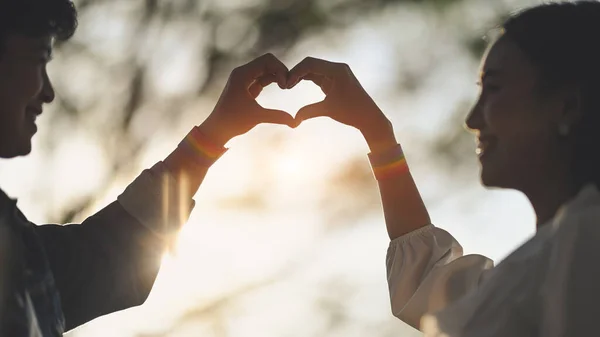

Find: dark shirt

[0,188,165,335]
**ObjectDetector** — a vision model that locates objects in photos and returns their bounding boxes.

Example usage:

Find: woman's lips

[476,137,496,159]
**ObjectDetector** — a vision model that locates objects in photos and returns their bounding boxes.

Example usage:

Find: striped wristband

[368,144,409,180]
[178,126,228,167]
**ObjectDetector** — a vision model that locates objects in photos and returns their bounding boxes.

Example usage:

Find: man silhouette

[0,1,295,335]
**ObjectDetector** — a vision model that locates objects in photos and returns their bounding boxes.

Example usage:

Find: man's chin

[0,140,32,158]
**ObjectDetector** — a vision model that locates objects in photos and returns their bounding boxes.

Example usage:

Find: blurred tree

[45,0,509,224]
[33,0,522,336]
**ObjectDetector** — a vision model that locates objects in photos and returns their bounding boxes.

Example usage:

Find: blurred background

[0,0,542,336]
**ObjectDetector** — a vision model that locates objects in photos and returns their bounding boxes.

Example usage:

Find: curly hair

[0,0,77,45]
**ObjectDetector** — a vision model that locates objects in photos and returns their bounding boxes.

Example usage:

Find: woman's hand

[198,53,296,147]
[287,57,396,152]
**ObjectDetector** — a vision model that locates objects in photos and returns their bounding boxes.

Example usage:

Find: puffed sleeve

[540,187,600,337]
[387,224,493,330]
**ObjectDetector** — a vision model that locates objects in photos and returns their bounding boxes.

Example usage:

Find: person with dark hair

[286,1,600,336]
[0,1,295,336]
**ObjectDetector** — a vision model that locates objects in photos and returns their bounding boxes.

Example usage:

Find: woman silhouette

[288,1,600,336]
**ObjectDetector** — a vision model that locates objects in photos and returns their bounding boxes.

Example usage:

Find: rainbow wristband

[368,144,409,180]
[178,126,228,167]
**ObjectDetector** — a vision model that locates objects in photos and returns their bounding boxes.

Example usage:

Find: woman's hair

[0,0,77,50]
[502,1,600,190]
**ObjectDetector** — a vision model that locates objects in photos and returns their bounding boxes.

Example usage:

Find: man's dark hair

[502,1,600,189]
[0,0,77,44]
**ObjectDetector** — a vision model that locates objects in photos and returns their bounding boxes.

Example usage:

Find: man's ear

[554,84,584,130]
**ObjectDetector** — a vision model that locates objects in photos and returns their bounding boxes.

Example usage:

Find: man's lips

[25,107,42,133]
[26,106,42,115]
[26,107,42,121]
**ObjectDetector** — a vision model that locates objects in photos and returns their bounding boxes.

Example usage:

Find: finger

[241,53,288,89]
[248,83,262,99]
[287,57,340,89]
[248,74,278,98]
[295,101,330,122]
[301,73,332,95]
[301,73,326,86]
[255,108,296,128]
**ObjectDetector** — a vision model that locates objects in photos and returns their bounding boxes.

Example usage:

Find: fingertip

[285,116,297,128]
[286,78,298,89]
[295,102,326,122]
[285,73,295,88]
[276,74,286,89]
[260,109,296,127]
[290,118,301,129]
[294,112,306,123]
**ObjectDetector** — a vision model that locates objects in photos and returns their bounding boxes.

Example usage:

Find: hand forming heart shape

[198,54,394,151]
[255,80,324,119]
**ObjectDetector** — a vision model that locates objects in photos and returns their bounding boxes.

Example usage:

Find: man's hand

[198,53,296,147]
[287,57,396,152]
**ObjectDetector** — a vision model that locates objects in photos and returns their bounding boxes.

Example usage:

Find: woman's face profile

[465,35,566,192]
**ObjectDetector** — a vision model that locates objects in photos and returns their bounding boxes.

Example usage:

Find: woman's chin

[479,164,503,188]
[480,175,498,187]
[479,166,515,189]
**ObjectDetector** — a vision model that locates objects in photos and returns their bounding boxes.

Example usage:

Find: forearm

[162,145,210,200]
[378,172,431,240]
[362,124,431,240]
[162,120,229,202]
[118,121,229,244]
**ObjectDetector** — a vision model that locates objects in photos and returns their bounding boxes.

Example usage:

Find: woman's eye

[481,83,500,95]
[476,81,500,91]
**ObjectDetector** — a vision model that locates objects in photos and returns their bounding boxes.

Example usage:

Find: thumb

[295,101,329,123]
[255,108,296,128]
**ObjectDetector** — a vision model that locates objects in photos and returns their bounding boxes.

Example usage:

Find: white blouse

[387,184,600,337]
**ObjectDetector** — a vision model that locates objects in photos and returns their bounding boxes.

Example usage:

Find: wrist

[361,120,397,153]
[368,144,409,180]
[171,126,228,172]
[197,117,234,148]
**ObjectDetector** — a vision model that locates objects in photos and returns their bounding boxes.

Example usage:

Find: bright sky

[0,1,540,336]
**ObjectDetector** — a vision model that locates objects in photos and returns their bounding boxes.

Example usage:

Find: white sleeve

[540,204,600,337]
[387,224,493,330]
[117,162,195,238]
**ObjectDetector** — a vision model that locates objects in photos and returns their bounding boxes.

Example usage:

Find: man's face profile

[0,34,55,158]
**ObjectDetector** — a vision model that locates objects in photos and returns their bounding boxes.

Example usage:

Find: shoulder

[552,184,600,244]
[540,184,600,287]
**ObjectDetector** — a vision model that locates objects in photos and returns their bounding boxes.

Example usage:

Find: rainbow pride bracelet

[178,126,228,167]
[368,144,409,180]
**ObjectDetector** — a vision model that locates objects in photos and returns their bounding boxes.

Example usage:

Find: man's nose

[40,70,55,104]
